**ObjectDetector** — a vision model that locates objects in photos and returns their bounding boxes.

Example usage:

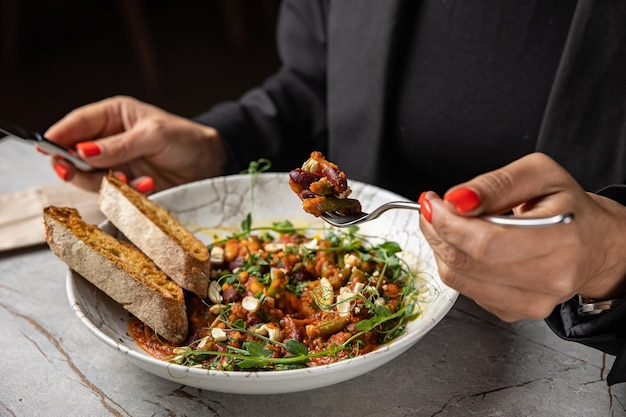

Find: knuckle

[493,311,519,323]
[522,301,557,320]
[435,243,470,270]
[543,279,575,298]
[543,271,578,299]
[142,116,168,134]
[438,267,463,290]
[108,136,133,160]
[111,94,134,103]
[430,257,460,289]
[474,170,515,198]
[531,152,558,168]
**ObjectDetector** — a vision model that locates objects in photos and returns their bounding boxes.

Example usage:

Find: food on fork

[43,206,188,343]
[289,151,362,217]
[98,174,211,298]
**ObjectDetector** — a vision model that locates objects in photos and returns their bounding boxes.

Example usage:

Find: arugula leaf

[354,307,405,332]
[241,213,252,234]
[243,341,273,358]
[378,241,402,255]
[285,339,309,356]
[272,220,297,233]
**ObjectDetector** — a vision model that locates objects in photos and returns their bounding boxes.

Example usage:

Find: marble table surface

[1,138,624,417]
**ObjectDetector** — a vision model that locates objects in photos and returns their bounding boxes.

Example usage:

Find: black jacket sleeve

[194,0,330,174]
[545,184,626,385]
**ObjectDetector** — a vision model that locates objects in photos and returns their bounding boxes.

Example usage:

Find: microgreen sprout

[240,158,272,234]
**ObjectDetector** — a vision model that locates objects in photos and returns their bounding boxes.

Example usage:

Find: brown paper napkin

[0,183,105,251]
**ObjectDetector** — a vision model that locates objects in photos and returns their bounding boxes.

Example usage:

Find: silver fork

[321,201,574,228]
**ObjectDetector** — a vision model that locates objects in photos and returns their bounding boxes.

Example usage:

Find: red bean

[322,165,348,193]
[289,169,320,188]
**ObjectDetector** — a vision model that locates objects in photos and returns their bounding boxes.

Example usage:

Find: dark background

[0,0,282,132]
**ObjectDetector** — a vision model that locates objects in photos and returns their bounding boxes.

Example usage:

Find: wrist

[581,193,626,301]
[199,125,228,178]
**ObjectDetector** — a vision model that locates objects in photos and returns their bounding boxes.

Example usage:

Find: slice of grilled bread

[98,174,210,298]
[44,206,188,344]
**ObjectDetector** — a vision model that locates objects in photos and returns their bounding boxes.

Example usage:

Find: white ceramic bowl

[66,173,458,394]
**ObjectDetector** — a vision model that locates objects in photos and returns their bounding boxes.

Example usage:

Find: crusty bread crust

[98,175,210,298]
[44,206,188,343]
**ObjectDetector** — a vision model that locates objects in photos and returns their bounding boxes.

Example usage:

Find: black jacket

[196,0,626,384]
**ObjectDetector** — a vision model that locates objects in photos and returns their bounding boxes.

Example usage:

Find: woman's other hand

[45,96,228,193]
[419,152,626,321]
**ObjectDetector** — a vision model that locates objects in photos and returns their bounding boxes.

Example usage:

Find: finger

[71,132,136,169]
[51,158,74,182]
[435,259,563,321]
[130,176,155,194]
[50,157,105,192]
[72,116,175,170]
[421,193,584,298]
[443,152,577,216]
[427,193,576,264]
[45,98,128,148]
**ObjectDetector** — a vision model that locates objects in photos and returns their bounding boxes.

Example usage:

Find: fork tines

[326,211,347,218]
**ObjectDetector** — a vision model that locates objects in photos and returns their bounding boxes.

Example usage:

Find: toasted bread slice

[98,174,210,298]
[44,206,188,343]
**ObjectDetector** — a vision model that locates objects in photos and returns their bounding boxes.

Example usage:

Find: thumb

[442,152,574,216]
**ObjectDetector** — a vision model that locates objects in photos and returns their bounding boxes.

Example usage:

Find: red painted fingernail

[418,191,432,223]
[421,198,432,223]
[35,145,48,155]
[135,177,155,194]
[444,187,480,213]
[54,162,69,181]
[76,141,101,157]
[114,172,128,183]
